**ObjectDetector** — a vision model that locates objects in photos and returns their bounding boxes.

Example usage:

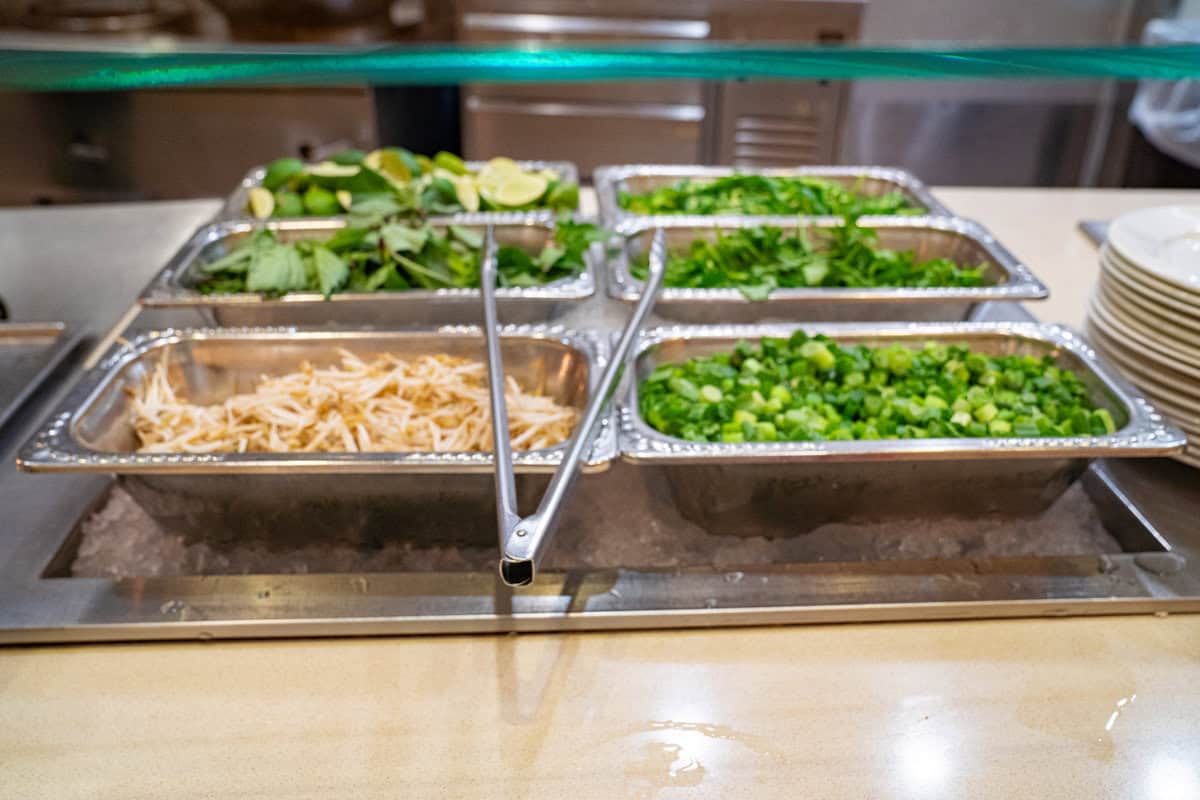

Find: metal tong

[481,226,667,586]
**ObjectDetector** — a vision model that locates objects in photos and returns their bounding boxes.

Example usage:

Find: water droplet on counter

[159,600,185,614]
[705,597,718,609]
[723,571,744,584]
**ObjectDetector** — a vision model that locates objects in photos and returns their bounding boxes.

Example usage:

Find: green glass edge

[2,43,1199,90]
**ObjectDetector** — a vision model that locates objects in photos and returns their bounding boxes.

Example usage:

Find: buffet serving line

[0,158,1198,643]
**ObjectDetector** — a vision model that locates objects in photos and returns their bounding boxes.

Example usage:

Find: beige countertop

[3,187,1200,799]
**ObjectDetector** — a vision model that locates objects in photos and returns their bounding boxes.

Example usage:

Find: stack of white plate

[1086,205,1200,468]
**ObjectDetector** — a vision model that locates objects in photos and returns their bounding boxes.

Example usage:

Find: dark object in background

[1123,124,1200,189]
[373,86,462,156]
[15,0,198,35]
[206,0,392,42]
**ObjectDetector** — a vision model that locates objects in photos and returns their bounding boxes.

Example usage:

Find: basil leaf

[323,226,371,252]
[246,244,307,294]
[312,245,349,298]
[448,225,482,250]
[536,244,565,271]
[200,247,253,275]
[364,264,396,291]
[739,284,772,301]
[380,223,429,254]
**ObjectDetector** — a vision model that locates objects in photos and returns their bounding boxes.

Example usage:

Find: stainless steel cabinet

[459,0,863,178]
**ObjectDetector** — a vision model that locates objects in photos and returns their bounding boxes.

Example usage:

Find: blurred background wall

[0,0,1185,205]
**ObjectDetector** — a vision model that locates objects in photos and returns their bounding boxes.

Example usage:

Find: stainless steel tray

[618,322,1185,534]
[0,322,78,433]
[621,322,1182,464]
[219,159,580,221]
[19,325,616,475]
[139,214,597,327]
[608,216,1048,323]
[594,164,951,233]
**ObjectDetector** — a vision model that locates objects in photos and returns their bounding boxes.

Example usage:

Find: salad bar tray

[20,325,616,476]
[608,216,1048,322]
[595,164,951,232]
[18,325,615,541]
[619,322,1184,532]
[139,214,598,326]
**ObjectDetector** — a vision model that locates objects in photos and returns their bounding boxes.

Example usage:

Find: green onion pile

[630,223,985,300]
[619,174,920,217]
[194,219,603,297]
[639,331,1116,443]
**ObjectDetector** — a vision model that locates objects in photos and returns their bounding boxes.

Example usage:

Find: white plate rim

[1107,205,1200,294]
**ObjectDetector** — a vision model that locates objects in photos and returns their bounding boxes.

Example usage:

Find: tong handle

[487,227,668,586]
[480,227,521,551]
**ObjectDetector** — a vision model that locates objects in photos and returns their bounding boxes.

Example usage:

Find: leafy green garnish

[639,332,1110,444]
[619,174,920,217]
[194,218,601,297]
[630,222,985,300]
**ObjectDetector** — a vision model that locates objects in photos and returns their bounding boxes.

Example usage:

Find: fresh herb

[630,222,985,300]
[639,331,1115,443]
[195,219,603,297]
[619,174,919,217]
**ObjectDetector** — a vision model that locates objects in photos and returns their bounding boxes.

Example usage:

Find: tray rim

[594,164,952,233]
[17,324,616,475]
[606,214,1049,305]
[217,159,580,222]
[618,321,1186,464]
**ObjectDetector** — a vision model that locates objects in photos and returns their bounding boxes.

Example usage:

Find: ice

[69,465,1122,578]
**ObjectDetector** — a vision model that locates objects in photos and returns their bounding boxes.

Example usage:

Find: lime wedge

[477,157,522,191]
[262,157,304,191]
[545,181,579,210]
[488,172,549,208]
[303,185,339,216]
[306,162,360,179]
[434,151,469,176]
[248,186,275,219]
[454,177,480,212]
[273,190,304,217]
[363,149,412,183]
[336,190,353,211]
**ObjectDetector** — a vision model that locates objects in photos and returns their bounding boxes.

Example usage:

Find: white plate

[1096,279,1200,350]
[1089,328,1200,406]
[1101,261,1200,335]
[1108,205,1200,293]
[1102,245,1200,309]
[1086,295,1200,379]
[1088,289,1200,366]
